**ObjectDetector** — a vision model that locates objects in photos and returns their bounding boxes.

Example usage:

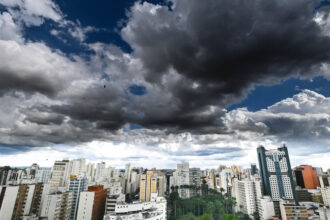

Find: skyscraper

[140,169,166,201]
[49,160,71,193]
[257,145,297,203]
[68,174,88,220]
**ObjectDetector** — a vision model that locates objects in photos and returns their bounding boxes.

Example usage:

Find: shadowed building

[294,165,320,189]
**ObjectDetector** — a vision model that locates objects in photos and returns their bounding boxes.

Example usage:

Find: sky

[0,0,330,169]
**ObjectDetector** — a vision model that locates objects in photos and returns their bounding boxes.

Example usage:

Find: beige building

[279,199,308,220]
[49,160,71,193]
[140,169,166,201]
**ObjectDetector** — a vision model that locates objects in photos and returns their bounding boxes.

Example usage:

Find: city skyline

[0,0,330,169]
[0,146,329,220]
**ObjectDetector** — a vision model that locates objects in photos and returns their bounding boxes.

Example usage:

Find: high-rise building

[0,184,45,220]
[0,166,11,185]
[190,168,202,196]
[236,179,263,218]
[257,145,297,218]
[208,171,215,190]
[173,162,191,198]
[86,163,95,182]
[76,185,108,220]
[95,162,106,182]
[49,160,71,193]
[70,159,86,176]
[124,163,131,182]
[40,191,73,220]
[220,168,234,196]
[68,174,88,220]
[321,187,330,206]
[294,165,320,189]
[140,169,166,201]
[140,173,147,201]
[35,167,52,183]
[29,163,39,178]
[257,145,297,203]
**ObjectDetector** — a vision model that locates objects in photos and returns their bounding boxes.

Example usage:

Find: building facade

[76,185,108,220]
[257,146,297,203]
[294,165,320,189]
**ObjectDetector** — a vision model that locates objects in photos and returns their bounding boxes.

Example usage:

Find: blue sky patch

[128,84,147,96]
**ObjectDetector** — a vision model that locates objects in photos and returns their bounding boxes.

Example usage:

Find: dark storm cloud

[121,0,330,130]
[0,69,57,96]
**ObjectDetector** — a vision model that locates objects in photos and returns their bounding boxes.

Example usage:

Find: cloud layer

[0,0,330,168]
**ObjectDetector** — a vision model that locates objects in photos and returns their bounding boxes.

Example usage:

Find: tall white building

[86,163,95,182]
[35,167,52,183]
[40,191,73,220]
[237,180,261,217]
[95,162,106,182]
[221,169,234,195]
[70,159,86,176]
[321,187,330,206]
[49,160,71,193]
[125,163,131,182]
[173,162,191,198]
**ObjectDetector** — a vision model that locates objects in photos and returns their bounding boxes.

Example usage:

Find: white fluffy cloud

[0,0,62,26]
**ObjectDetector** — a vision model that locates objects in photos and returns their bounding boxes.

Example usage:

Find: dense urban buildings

[0,145,328,219]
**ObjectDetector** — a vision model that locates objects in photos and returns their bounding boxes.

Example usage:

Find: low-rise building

[279,199,308,220]
[104,194,166,220]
